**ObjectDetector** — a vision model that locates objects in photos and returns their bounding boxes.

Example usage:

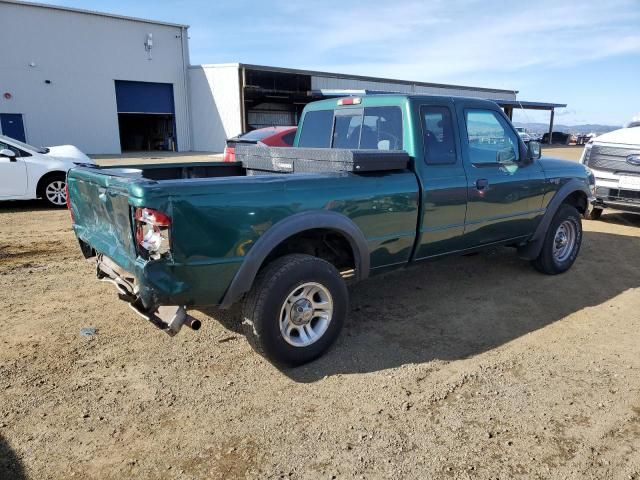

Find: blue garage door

[114,80,175,114]
[0,114,26,142]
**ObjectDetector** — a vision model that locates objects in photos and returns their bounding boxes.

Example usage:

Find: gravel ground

[1,198,639,479]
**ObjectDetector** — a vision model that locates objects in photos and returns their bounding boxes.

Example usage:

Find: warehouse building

[0,0,191,154]
[188,64,526,152]
[1,0,564,154]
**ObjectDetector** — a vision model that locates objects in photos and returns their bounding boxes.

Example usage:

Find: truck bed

[102,162,245,181]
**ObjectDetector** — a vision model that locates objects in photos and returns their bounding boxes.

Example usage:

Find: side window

[360,106,403,150]
[465,110,519,164]
[332,112,362,149]
[421,106,456,165]
[281,131,296,146]
[297,110,334,148]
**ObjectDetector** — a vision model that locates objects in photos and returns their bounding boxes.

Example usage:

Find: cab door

[457,106,544,246]
[0,141,27,197]
[413,100,469,259]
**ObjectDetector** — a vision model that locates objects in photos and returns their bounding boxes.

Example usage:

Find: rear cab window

[421,105,457,165]
[297,110,334,148]
[297,101,404,151]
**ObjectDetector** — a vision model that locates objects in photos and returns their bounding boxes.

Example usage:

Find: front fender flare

[518,178,592,260]
[219,210,370,309]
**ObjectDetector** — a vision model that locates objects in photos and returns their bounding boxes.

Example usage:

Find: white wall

[311,76,517,101]
[0,1,190,154]
[188,65,241,153]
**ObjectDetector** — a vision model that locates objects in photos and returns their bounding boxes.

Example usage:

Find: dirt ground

[2,152,640,479]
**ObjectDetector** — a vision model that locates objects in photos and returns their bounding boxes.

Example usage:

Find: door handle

[475,178,489,191]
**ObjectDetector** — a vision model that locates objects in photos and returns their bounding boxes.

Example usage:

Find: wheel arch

[219,211,370,309]
[36,170,67,199]
[518,179,590,260]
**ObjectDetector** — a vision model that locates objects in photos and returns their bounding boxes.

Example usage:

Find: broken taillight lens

[134,207,171,260]
[65,183,74,224]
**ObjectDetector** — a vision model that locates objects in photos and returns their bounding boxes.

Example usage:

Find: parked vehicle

[581,126,640,219]
[223,126,297,162]
[542,131,571,144]
[0,134,94,207]
[68,95,594,366]
[518,131,532,143]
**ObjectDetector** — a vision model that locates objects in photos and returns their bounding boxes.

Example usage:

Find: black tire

[40,173,67,208]
[531,204,582,275]
[586,207,603,220]
[242,254,348,366]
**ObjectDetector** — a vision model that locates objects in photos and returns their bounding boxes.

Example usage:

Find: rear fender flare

[518,178,591,260]
[219,210,370,309]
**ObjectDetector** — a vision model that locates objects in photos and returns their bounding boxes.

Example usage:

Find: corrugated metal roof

[199,63,518,95]
[1,0,189,28]
[241,63,518,95]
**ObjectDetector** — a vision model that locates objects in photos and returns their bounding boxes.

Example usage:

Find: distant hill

[513,122,621,135]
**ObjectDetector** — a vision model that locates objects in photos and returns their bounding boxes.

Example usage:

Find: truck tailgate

[68,168,139,272]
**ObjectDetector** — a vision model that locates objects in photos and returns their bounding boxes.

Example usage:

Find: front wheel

[242,254,348,366]
[531,204,582,275]
[42,174,67,208]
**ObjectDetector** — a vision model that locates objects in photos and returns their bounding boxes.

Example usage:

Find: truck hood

[591,126,640,146]
[538,156,589,177]
[45,145,95,164]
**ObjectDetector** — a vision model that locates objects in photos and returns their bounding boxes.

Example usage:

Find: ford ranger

[68,95,595,366]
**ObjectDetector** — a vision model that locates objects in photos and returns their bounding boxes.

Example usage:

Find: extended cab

[68,95,595,365]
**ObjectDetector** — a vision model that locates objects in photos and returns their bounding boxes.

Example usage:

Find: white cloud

[234,0,640,85]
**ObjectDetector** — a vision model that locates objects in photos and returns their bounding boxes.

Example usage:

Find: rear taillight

[223,146,236,162]
[65,183,74,223]
[134,207,171,260]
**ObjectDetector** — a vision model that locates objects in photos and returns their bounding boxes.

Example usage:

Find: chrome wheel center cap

[556,231,568,248]
[291,298,313,325]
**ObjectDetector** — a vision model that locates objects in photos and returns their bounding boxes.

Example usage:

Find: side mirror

[526,141,541,162]
[0,148,17,161]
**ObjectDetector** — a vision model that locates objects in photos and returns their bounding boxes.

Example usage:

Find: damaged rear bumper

[95,254,201,336]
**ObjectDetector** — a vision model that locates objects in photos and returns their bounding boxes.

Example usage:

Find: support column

[239,67,248,133]
[504,106,513,120]
[548,108,555,145]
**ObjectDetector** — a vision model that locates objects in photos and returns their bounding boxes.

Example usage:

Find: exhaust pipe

[183,315,201,331]
[129,304,201,336]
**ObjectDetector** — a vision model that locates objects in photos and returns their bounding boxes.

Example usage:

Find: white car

[0,135,94,207]
[581,126,640,219]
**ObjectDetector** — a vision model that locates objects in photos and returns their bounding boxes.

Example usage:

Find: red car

[223,126,297,162]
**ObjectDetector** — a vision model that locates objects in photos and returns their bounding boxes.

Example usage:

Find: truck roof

[304,94,500,111]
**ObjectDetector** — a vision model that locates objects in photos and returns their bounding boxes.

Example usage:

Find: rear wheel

[242,254,348,366]
[531,204,582,275]
[41,174,67,208]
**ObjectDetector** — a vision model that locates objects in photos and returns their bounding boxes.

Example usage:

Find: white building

[1,1,562,154]
[0,0,191,154]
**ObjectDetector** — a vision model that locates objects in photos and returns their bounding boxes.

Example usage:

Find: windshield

[0,135,49,153]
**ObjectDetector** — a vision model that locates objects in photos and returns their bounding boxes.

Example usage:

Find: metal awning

[496,101,567,144]
[495,99,567,110]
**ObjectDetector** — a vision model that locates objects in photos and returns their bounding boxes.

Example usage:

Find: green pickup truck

[68,94,595,366]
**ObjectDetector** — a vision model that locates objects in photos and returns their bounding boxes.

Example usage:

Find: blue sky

[39,0,640,126]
